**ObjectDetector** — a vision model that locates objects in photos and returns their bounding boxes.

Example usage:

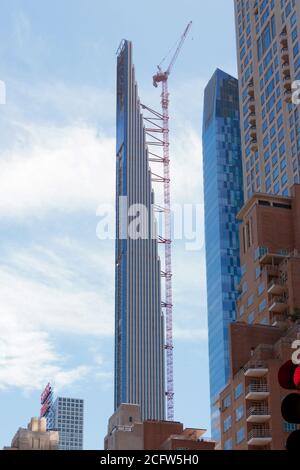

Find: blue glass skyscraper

[115,40,165,420]
[202,69,244,441]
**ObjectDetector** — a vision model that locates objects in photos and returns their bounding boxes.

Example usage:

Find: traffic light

[278,360,300,451]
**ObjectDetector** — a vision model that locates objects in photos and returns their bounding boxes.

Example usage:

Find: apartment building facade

[219,185,300,449]
[234,0,300,200]
[220,321,300,449]
[236,184,300,327]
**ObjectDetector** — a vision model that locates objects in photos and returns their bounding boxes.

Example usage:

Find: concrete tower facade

[115,40,165,420]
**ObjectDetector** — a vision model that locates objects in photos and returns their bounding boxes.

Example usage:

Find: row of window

[224,421,298,450]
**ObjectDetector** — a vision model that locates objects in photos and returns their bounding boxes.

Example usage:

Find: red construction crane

[152,21,192,421]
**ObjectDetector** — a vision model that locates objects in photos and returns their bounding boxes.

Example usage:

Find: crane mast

[152,22,192,421]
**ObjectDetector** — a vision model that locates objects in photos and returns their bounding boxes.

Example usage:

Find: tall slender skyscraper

[203,69,244,441]
[234,0,300,200]
[115,40,165,420]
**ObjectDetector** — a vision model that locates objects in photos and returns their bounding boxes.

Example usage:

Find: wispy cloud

[0,239,114,391]
[0,124,115,218]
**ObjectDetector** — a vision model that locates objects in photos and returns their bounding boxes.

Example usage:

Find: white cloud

[0,252,114,337]
[0,124,115,218]
[0,312,90,391]
[0,115,203,218]
[0,241,114,391]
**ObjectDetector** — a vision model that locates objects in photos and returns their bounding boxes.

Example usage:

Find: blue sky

[0,0,237,449]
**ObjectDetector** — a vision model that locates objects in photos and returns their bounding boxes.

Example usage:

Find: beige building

[104,404,215,451]
[4,417,59,450]
[234,0,300,200]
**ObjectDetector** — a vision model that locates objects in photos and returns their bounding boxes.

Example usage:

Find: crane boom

[153,21,192,87]
[166,21,192,76]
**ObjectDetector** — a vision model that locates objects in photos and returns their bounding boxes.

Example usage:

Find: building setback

[234,0,300,200]
[202,68,244,441]
[115,40,165,420]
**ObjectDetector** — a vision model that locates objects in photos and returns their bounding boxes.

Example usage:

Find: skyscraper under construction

[114,40,165,420]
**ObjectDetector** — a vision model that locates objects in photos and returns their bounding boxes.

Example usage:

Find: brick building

[219,184,300,449]
[220,321,300,449]
[104,404,215,450]
[236,184,300,327]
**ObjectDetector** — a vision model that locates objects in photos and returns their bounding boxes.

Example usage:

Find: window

[258,282,265,295]
[236,427,245,444]
[235,405,244,422]
[224,438,233,450]
[247,294,254,307]
[222,395,231,410]
[248,312,255,324]
[224,416,232,432]
[256,266,261,279]
[234,383,243,400]
[259,298,267,312]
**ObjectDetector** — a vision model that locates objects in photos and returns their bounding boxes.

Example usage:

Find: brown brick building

[104,404,215,450]
[219,185,300,450]
[220,322,300,449]
[236,184,300,327]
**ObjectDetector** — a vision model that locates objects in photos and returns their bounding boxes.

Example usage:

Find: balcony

[248,97,255,112]
[247,80,254,96]
[249,112,256,125]
[271,313,288,327]
[283,75,292,89]
[281,47,289,61]
[259,249,289,265]
[247,406,271,423]
[264,264,279,277]
[249,125,257,138]
[280,30,288,46]
[248,429,272,446]
[246,384,270,400]
[244,362,268,378]
[284,89,292,103]
[267,278,286,295]
[250,138,258,152]
[269,296,288,313]
[282,61,290,75]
